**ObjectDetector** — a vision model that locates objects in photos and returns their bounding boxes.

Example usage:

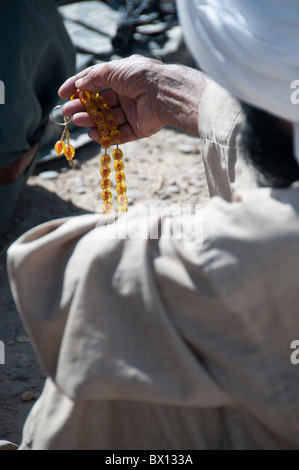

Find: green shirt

[0,0,75,166]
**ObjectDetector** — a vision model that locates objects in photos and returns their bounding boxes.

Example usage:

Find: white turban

[176,0,299,164]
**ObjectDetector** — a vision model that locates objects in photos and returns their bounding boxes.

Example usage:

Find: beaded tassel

[75,89,128,215]
[54,117,76,169]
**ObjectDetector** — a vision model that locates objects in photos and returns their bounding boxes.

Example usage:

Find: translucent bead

[97,123,109,136]
[100,166,111,178]
[78,91,90,105]
[102,105,113,117]
[55,140,66,156]
[113,148,124,161]
[70,90,80,101]
[101,154,111,166]
[102,201,113,214]
[64,145,75,161]
[85,102,97,115]
[92,112,105,125]
[102,189,113,202]
[95,96,108,108]
[90,92,100,100]
[100,136,111,149]
[116,183,127,196]
[115,171,126,184]
[118,206,128,213]
[101,178,112,190]
[117,195,128,206]
[114,160,124,172]
[110,130,122,145]
[107,117,118,131]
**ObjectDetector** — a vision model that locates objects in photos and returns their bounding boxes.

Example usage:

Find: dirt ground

[0,127,209,446]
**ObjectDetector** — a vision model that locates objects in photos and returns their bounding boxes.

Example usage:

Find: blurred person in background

[0,0,75,231]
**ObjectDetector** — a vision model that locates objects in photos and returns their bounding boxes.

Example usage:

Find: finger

[101,89,120,108]
[58,76,77,99]
[62,92,119,117]
[88,128,103,145]
[62,99,85,117]
[118,124,139,144]
[62,90,121,124]
[73,112,95,128]
[110,107,128,126]
[74,63,112,92]
[88,124,139,146]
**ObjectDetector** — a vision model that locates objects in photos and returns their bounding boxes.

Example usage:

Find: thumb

[75,64,110,93]
[58,66,95,99]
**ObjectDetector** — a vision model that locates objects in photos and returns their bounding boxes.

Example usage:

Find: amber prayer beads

[55,89,128,214]
[54,117,76,170]
[78,89,127,214]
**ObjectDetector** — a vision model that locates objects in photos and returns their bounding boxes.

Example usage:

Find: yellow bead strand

[54,117,76,169]
[63,89,129,213]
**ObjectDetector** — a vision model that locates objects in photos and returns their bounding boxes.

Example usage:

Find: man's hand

[59,55,208,145]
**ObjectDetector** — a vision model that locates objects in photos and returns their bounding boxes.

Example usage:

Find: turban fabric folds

[176,0,299,163]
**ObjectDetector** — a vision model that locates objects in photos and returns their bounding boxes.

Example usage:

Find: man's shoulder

[199,80,245,146]
[201,185,299,296]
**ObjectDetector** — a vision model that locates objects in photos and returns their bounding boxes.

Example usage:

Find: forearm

[154,64,209,137]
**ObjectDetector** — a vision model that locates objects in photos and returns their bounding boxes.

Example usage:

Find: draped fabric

[176,0,299,162]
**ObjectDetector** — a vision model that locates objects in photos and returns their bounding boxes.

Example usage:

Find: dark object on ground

[112,0,177,53]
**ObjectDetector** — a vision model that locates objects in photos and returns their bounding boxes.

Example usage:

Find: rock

[9,372,19,381]
[197,180,208,188]
[16,335,31,344]
[136,22,172,36]
[127,197,135,206]
[179,144,194,154]
[21,391,35,402]
[27,382,40,390]
[160,192,171,200]
[75,187,86,195]
[190,188,200,196]
[19,375,29,382]
[166,136,178,145]
[168,185,181,194]
[142,199,169,206]
[72,159,80,169]
[39,171,59,181]
[63,20,114,57]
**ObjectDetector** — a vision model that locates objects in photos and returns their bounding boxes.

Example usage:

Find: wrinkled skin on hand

[59,55,165,145]
[59,54,207,145]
